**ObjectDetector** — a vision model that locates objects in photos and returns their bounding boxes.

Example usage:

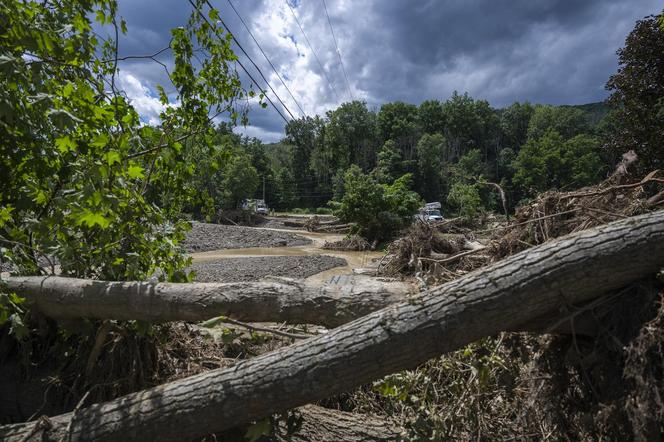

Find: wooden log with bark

[2,210,664,442]
[274,405,403,441]
[4,275,413,328]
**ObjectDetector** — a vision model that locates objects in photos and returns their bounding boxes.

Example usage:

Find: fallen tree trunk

[2,210,664,442]
[4,275,412,328]
[274,405,402,441]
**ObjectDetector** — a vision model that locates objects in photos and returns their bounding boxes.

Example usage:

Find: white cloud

[115,0,662,140]
[117,71,167,125]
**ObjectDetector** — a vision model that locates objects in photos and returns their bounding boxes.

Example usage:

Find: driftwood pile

[491,154,664,260]
[283,215,353,233]
[379,153,664,286]
[321,234,372,251]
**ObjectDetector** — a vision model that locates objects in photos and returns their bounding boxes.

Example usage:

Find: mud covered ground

[188,255,347,282]
[182,222,311,252]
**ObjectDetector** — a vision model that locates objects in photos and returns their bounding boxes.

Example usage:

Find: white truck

[242,199,269,215]
[417,202,444,222]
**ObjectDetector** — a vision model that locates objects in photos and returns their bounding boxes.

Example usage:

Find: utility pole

[262,175,266,202]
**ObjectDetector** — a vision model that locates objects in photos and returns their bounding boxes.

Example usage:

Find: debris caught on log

[2,210,664,441]
[322,234,372,251]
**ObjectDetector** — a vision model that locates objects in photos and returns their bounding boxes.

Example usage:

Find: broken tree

[2,209,663,441]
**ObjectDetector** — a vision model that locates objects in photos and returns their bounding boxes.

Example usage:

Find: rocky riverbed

[182,222,311,252]
[188,255,347,282]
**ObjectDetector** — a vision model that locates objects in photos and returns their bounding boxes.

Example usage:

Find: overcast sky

[113,0,662,142]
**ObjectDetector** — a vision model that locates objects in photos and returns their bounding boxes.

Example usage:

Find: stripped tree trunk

[4,275,413,328]
[2,210,664,442]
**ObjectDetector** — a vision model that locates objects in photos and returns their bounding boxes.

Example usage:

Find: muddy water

[190,228,384,283]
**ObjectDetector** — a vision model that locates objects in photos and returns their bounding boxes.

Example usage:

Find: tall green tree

[333,166,421,241]
[0,0,249,281]
[377,101,420,159]
[441,92,498,163]
[499,102,534,150]
[325,101,378,172]
[374,140,404,184]
[513,130,603,197]
[418,100,445,135]
[221,153,259,209]
[605,11,664,171]
[526,105,589,141]
[284,115,326,206]
[415,133,445,201]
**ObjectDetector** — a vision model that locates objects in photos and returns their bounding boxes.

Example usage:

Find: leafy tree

[513,130,602,196]
[285,116,324,177]
[242,137,277,206]
[441,92,498,163]
[453,148,488,182]
[274,168,297,210]
[447,182,483,220]
[419,100,445,135]
[605,11,664,171]
[325,101,378,172]
[374,140,403,184]
[499,102,534,150]
[526,105,589,141]
[221,153,259,209]
[448,148,493,215]
[285,116,326,206]
[415,133,445,201]
[333,166,421,241]
[377,101,420,159]
[0,0,249,281]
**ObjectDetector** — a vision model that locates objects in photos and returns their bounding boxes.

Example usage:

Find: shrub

[333,166,422,241]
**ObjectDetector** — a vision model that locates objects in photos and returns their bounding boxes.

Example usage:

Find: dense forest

[199,97,613,214]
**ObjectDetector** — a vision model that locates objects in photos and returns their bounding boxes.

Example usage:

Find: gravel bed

[182,222,310,252]
[189,255,347,282]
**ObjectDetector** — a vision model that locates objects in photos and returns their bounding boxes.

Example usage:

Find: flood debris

[379,153,664,288]
[322,234,372,251]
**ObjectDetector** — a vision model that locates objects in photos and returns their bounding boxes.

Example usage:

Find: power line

[226,0,307,117]
[194,0,295,123]
[321,0,353,102]
[206,0,296,120]
[285,0,341,104]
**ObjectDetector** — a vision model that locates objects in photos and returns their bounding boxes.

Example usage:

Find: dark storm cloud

[113,0,662,142]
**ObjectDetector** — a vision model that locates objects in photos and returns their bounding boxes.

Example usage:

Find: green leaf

[156,85,169,105]
[0,205,13,228]
[127,164,144,179]
[91,133,109,149]
[35,190,48,205]
[105,151,121,166]
[95,9,107,24]
[62,82,74,98]
[55,135,76,153]
[76,210,111,228]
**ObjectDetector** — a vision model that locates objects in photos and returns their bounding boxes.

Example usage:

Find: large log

[2,210,664,442]
[274,405,403,441]
[4,275,412,328]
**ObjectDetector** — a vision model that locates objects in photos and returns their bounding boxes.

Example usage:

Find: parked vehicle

[242,199,269,214]
[255,200,268,215]
[416,202,444,222]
